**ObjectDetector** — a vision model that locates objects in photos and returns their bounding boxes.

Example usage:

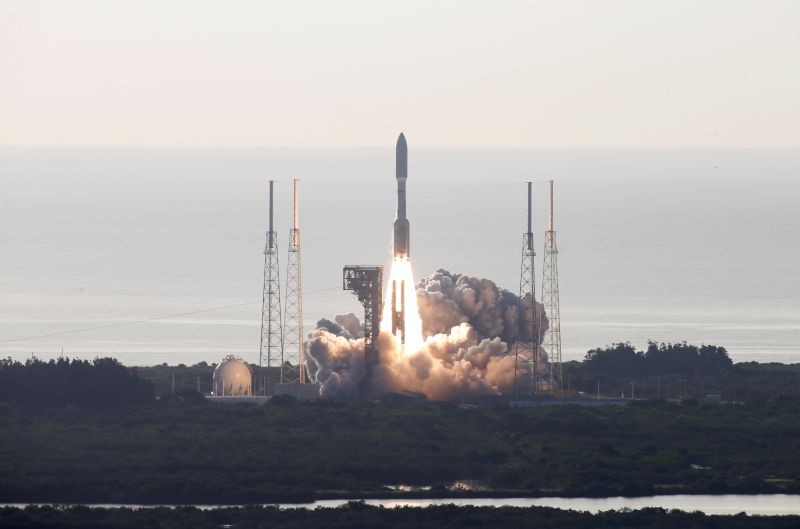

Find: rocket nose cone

[396,133,408,179]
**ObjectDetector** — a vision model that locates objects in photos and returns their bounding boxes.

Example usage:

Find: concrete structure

[212,355,253,396]
[206,395,270,404]
[510,398,628,408]
[274,382,322,400]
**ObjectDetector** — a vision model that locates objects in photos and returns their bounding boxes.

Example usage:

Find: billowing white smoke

[417,269,545,344]
[304,270,552,400]
[316,313,363,339]
[305,325,365,398]
[374,324,520,401]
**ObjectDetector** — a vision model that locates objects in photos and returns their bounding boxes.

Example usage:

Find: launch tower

[343,265,383,382]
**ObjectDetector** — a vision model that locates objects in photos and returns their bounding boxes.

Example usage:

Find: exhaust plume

[305,270,552,400]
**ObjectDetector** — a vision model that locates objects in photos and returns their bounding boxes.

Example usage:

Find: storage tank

[212,355,252,396]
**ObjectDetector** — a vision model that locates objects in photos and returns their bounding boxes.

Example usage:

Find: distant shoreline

[4,492,800,517]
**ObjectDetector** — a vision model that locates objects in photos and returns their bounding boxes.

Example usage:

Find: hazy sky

[1,0,799,147]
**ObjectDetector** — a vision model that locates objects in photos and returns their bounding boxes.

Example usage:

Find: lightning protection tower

[259,180,283,394]
[514,182,539,397]
[282,179,305,383]
[541,179,563,394]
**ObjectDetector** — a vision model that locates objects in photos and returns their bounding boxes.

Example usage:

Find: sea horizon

[2,146,798,366]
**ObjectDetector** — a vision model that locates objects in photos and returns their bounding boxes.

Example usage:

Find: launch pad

[258,132,562,400]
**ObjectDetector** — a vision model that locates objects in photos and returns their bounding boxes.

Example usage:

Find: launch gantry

[343,266,384,383]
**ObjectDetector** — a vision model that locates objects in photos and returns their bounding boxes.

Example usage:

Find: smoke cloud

[315,313,364,340]
[417,269,546,344]
[305,270,552,400]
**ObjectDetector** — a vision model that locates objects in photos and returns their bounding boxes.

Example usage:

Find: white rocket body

[393,133,410,258]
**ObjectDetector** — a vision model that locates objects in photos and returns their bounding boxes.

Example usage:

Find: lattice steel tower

[282,179,305,383]
[514,182,539,396]
[343,266,383,385]
[259,180,282,394]
[542,179,563,393]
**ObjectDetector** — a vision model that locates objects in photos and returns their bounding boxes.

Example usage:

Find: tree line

[0,357,154,406]
[2,502,799,529]
[583,341,733,377]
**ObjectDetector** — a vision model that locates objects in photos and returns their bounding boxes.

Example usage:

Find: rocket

[391,133,409,344]
[393,132,410,258]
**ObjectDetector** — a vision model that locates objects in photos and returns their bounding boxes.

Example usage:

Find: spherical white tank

[212,355,252,396]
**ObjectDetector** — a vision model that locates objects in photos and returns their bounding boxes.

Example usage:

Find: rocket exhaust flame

[391,278,405,343]
[381,257,424,354]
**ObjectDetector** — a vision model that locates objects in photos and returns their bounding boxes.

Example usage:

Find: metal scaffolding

[343,265,383,384]
[282,179,305,383]
[542,179,563,393]
[514,181,539,396]
[259,180,282,394]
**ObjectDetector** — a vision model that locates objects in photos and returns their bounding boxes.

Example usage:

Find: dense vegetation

[5,342,797,405]
[584,342,733,377]
[2,503,800,529]
[564,342,800,401]
[0,358,153,406]
[2,344,799,507]
[135,343,800,402]
[1,399,799,503]
[133,362,281,397]
[134,361,216,397]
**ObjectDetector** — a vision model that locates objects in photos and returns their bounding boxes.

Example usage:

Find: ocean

[1,147,798,365]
